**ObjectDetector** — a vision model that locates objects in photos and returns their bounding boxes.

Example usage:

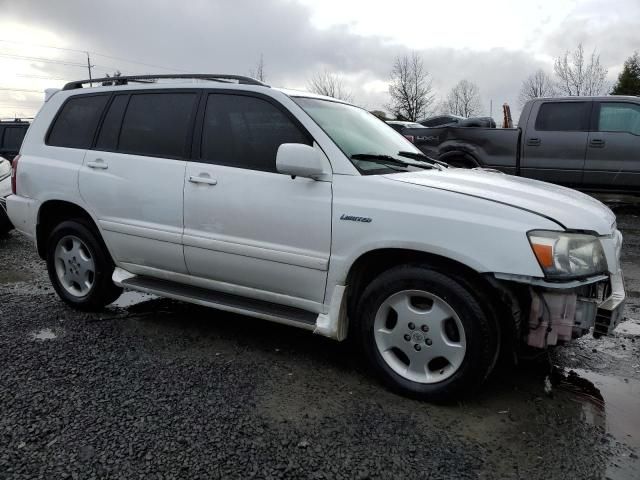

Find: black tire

[445,156,476,169]
[356,264,498,402]
[46,219,122,311]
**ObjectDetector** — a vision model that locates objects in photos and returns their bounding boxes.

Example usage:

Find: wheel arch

[439,150,480,168]
[344,247,518,353]
[36,200,103,259]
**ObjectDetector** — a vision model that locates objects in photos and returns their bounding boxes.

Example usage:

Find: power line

[0,38,188,73]
[0,53,86,67]
[0,87,42,93]
[17,74,70,81]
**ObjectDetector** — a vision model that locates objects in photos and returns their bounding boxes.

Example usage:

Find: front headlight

[527,230,608,279]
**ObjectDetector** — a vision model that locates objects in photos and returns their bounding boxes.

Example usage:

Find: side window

[598,103,640,135]
[95,95,129,150]
[3,127,27,150]
[118,93,197,158]
[201,94,311,172]
[535,102,590,131]
[48,95,109,148]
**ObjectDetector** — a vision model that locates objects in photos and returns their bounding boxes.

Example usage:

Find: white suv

[7,74,626,401]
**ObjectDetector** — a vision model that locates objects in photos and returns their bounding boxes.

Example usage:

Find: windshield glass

[293,97,426,174]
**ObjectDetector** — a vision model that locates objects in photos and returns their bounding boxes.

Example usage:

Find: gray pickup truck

[405,96,640,193]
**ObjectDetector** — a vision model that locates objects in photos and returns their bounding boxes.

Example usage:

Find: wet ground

[0,207,639,479]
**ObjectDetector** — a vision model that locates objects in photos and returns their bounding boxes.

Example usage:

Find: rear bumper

[5,194,37,239]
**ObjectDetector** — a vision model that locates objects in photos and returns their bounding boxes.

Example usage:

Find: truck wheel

[46,219,122,311]
[356,264,497,402]
[446,156,476,168]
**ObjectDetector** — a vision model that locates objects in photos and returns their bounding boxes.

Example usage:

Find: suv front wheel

[46,219,122,311]
[356,264,498,401]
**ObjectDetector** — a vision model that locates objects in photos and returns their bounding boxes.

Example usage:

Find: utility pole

[86,52,93,86]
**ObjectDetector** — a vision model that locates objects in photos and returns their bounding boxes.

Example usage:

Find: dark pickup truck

[404,96,640,193]
[0,119,29,162]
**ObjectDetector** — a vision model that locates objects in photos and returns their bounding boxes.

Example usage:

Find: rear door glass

[118,92,197,158]
[535,102,590,131]
[95,95,129,151]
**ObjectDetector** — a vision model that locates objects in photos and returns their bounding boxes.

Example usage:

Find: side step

[118,274,318,331]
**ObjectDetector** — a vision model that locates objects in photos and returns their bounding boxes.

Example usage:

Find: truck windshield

[293,97,429,174]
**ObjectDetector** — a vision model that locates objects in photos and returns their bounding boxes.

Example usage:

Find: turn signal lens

[531,243,553,268]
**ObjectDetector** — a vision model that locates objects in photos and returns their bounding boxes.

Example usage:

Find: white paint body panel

[79,150,188,273]
[183,161,332,303]
[5,81,622,339]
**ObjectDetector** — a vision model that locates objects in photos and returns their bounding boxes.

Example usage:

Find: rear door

[521,101,591,187]
[79,90,199,275]
[584,101,640,191]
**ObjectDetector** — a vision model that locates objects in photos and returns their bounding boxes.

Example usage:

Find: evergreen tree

[611,52,640,95]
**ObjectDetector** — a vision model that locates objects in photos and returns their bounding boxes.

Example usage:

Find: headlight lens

[527,230,608,279]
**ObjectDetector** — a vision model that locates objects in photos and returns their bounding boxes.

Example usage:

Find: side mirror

[276,143,328,180]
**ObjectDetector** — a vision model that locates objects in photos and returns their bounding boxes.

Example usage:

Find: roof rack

[62,74,269,90]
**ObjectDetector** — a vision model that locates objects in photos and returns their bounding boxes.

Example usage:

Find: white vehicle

[7,74,626,401]
[0,155,14,234]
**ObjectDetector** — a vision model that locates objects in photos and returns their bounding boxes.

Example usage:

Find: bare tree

[554,44,607,96]
[307,70,354,102]
[387,52,434,121]
[519,69,556,105]
[445,79,482,117]
[249,54,266,83]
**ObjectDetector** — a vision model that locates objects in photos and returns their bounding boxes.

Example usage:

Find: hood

[384,169,616,235]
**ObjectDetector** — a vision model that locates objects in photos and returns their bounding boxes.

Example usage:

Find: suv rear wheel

[46,219,122,311]
[356,264,498,401]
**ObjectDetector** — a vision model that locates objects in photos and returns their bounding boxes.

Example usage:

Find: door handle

[86,159,108,169]
[589,139,606,148]
[527,138,541,146]
[189,175,218,186]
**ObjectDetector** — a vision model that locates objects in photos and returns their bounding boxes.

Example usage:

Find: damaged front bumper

[495,271,626,348]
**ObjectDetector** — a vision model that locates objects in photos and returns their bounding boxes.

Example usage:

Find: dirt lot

[0,206,639,480]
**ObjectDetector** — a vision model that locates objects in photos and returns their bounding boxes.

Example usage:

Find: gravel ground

[1,207,639,479]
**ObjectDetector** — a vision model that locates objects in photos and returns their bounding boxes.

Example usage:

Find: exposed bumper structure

[526,272,626,348]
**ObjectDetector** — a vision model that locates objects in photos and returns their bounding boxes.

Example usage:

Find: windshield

[293,97,427,174]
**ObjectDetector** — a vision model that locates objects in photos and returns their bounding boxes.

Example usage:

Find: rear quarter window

[47,95,110,148]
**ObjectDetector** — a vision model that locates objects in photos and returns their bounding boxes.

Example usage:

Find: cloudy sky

[0,0,638,120]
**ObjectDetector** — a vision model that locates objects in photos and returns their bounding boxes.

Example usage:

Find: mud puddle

[556,367,640,478]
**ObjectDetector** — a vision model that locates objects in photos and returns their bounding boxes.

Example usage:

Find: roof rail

[62,74,269,90]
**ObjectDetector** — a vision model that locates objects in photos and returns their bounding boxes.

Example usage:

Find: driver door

[183,92,333,306]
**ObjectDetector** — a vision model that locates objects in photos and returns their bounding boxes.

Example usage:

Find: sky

[0,0,638,120]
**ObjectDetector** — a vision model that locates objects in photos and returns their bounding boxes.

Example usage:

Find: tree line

[247,46,640,123]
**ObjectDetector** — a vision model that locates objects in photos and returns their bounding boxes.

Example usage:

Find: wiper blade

[398,151,447,168]
[350,153,410,168]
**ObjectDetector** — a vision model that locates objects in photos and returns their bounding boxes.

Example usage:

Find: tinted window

[535,102,589,131]
[201,94,310,172]
[2,126,27,150]
[48,95,109,148]
[96,95,129,150]
[598,103,640,135]
[119,93,197,158]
